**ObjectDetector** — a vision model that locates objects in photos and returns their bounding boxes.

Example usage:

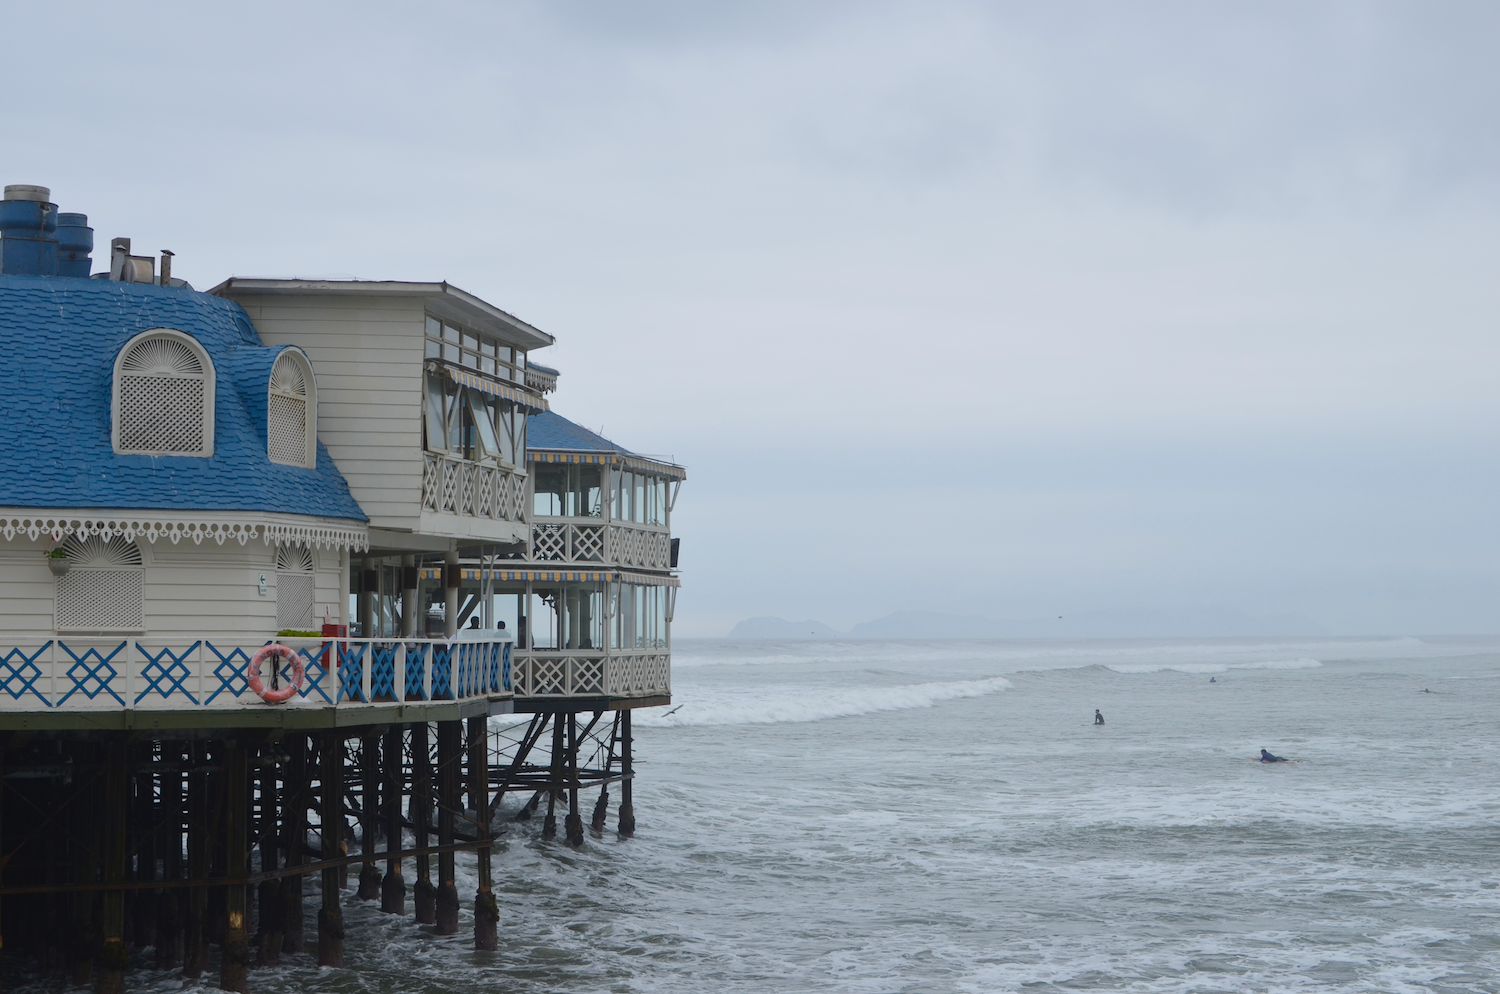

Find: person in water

[1094,709,1105,725]
[1259,748,1288,762]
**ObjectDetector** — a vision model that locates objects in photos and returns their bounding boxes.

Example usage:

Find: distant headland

[728,607,1327,640]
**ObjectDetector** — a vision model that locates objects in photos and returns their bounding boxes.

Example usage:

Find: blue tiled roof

[0,275,366,521]
[526,410,632,454]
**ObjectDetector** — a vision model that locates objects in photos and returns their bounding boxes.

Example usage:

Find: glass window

[619,472,632,522]
[424,373,448,452]
[635,473,647,523]
[534,464,566,516]
[443,323,460,343]
[497,403,516,465]
[655,479,668,525]
[577,465,602,518]
[442,341,459,363]
[425,338,440,359]
[480,355,495,375]
[481,340,495,357]
[467,391,501,461]
[532,588,560,649]
[425,316,441,338]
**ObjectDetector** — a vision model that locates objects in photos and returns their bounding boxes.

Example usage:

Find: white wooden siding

[234,297,426,529]
[0,539,349,642]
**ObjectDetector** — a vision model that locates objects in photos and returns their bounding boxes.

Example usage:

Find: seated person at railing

[457,618,514,641]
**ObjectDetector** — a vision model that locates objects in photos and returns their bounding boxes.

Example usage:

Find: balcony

[512,650,670,700]
[0,636,513,727]
[422,454,526,522]
[532,518,671,570]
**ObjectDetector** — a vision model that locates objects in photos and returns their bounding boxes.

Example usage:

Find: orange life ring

[248,644,304,704]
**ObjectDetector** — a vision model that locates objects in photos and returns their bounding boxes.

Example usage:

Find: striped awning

[527,450,686,481]
[419,567,680,587]
[439,363,549,412]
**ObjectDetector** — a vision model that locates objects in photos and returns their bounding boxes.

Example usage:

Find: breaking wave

[1104,657,1324,674]
[634,676,1012,727]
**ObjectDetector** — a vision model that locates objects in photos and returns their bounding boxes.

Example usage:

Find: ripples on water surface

[29,636,1500,993]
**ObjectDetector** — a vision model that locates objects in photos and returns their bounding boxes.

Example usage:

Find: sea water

[41,636,1500,992]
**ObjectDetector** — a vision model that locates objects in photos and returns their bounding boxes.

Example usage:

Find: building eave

[208,278,556,352]
[0,507,370,551]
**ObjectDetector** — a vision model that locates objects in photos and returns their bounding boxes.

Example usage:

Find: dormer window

[268,349,317,468]
[112,329,215,456]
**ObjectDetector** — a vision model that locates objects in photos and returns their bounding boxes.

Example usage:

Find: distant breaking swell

[635,676,1013,727]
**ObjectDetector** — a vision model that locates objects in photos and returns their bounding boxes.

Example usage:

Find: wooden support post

[380,725,405,914]
[256,744,282,966]
[411,723,436,924]
[317,733,345,968]
[357,732,381,901]
[435,721,460,934]
[543,714,562,840]
[221,744,250,993]
[618,709,635,837]
[183,744,207,979]
[565,714,584,846]
[68,744,95,988]
[132,747,157,951]
[468,716,497,950]
[97,739,127,994]
[156,742,182,970]
[281,735,307,954]
[592,714,619,833]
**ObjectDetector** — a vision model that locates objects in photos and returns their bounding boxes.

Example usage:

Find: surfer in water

[1259,748,1288,763]
[1094,709,1105,725]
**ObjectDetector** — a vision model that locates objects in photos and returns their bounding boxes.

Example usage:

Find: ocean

[37,635,1500,993]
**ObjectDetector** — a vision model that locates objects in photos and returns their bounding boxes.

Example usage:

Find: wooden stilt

[411,723,436,924]
[256,744,282,966]
[357,732,381,901]
[618,710,635,837]
[316,733,344,968]
[281,735,307,954]
[434,721,460,935]
[183,744,207,979]
[543,715,562,840]
[69,744,96,988]
[220,744,249,993]
[156,742,182,970]
[468,716,497,950]
[132,747,157,952]
[380,726,405,915]
[592,714,619,833]
[566,714,584,847]
[97,739,127,994]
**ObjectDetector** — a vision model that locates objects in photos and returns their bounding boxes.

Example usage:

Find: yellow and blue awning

[440,363,549,412]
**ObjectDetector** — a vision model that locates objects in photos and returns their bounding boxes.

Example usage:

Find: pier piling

[317,733,345,968]
[435,720,460,935]
[412,723,436,924]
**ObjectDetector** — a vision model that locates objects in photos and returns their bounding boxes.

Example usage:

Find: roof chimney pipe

[0,184,59,276]
[56,214,93,278]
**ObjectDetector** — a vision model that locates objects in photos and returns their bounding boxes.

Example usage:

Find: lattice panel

[117,375,205,454]
[56,570,144,631]
[533,524,566,561]
[476,466,495,517]
[441,460,460,511]
[267,393,307,466]
[569,657,604,694]
[422,455,442,510]
[276,572,315,630]
[573,525,604,561]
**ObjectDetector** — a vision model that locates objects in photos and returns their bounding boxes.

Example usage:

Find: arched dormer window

[112,329,215,457]
[275,544,315,630]
[56,535,145,632]
[268,349,316,468]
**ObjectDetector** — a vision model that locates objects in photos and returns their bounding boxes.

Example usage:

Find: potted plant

[45,547,70,577]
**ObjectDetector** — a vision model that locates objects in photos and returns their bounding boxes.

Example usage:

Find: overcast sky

[9,2,1500,636]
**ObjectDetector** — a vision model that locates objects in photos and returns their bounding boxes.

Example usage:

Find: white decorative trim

[0,509,369,551]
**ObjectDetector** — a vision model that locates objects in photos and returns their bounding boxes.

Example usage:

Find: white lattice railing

[606,523,672,569]
[531,520,607,562]
[422,455,526,522]
[0,636,513,713]
[512,651,670,699]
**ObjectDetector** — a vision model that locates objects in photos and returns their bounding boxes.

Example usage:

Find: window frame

[267,348,318,469]
[111,328,216,457]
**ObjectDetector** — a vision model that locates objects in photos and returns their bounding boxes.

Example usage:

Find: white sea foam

[633,675,1012,727]
[1104,656,1324,674]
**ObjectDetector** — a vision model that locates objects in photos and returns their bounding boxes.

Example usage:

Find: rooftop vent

[0,184,59,276]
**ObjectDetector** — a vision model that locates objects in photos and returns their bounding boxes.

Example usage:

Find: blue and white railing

[0,636,513,712]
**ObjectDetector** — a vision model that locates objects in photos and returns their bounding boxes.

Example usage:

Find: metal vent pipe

[0,184,59,276]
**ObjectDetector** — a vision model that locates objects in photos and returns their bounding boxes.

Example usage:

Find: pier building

[0,184,682,990]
